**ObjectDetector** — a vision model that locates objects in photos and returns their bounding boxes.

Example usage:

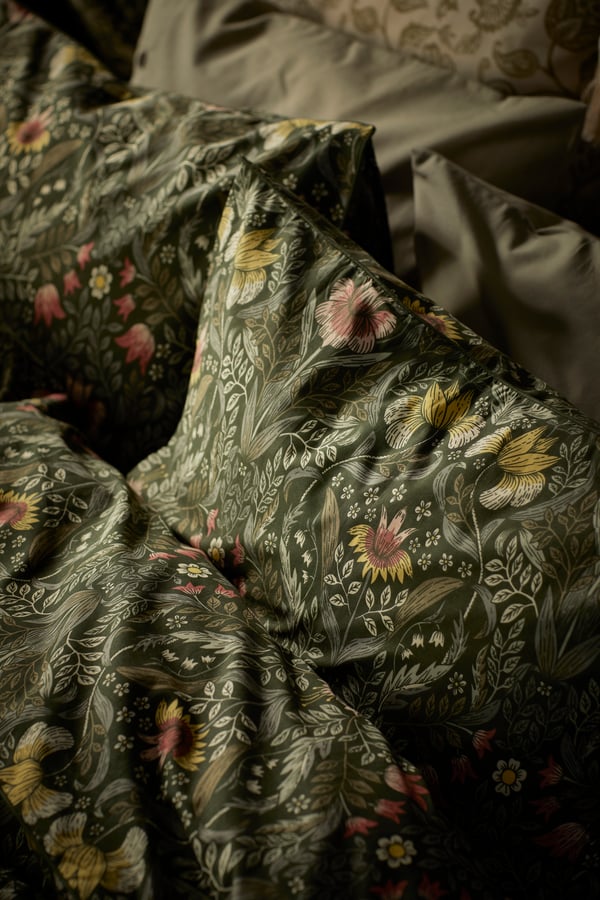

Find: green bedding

[0,3,599,898]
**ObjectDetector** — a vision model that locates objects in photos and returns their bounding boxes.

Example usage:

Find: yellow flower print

[0,489,41,530]
[403,296,462,341]
[88,265,113,299]
[465,426,559,509]
[6,111,51,153]
[492,758,527,796]
[0,722,73,824]
[43,812,147,900]
[140,699,208,771]
[376,834,417,867]
[208,536,225,567]
[384,382,485,450]
[225,228,280,306]
[349,507,415,584]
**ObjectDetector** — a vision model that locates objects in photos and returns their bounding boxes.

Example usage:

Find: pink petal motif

[374,798,406,824]
[315,277,396,353]
[115,323,155,375]
[113,294,135,322]
[232,535,245,566]
[63,269,82,296]
[76,241,94,269]
[472,728,496,758]
[34,283,66,327]
[119,257,136,287]
[206,508,219,535]
[343,816,379,838]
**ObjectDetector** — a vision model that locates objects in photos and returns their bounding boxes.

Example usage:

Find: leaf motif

[535,590,557,675]
[30,139,83,185]
[397,577,462,625]
[492,43,540,79]
[500,603,524,624]
[192,744,246,816]
[553,636,600,680]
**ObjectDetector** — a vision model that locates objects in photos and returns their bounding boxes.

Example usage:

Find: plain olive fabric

[131,0,586,278]
[413,148,600,424]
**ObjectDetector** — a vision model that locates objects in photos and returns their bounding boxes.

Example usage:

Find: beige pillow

[301,0,599,98]
[412,148,600,423]
[132,0,587,276]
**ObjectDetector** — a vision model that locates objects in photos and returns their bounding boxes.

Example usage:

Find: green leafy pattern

[0,6,390,472]
[129,161,600,898]
[0,4,598,900]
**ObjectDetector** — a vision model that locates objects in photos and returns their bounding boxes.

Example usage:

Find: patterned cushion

[412,148,600,423]
[0,10,390,472]
[131,0,588,278]
[129,160,600,895]
[300,0,600,98]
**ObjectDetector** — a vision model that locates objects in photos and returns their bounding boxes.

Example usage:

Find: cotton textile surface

[132,0,589,278]
[300,0,600,98]
[412,148,600,424]
[0,3,599,900]
[129,161,600,898]
[0,5,390,473]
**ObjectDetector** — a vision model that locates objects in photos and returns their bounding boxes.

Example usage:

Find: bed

[0,1,599,897]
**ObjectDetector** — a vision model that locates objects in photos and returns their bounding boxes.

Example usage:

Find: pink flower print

[115,323,155,375]
[370,880,409,899]
[77,242,94,269]
[531,795,561,823]
[315,278,396,353]
[384,765,430,812]
[539,755,563,788]
[206,508,219,535]
[450,754,477,784]
[63,269,82,296]
[374,798,406,824]
[343,816,378,838]
[6,110,51,154]
[234,577,247,596]
[418,872,448,899]
[232,535,245,566]
[472,728,496,758]
[119,257,135,287]
[33,283,66,327]
[113,294,135,322]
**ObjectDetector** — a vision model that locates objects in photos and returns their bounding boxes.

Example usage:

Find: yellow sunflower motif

[465,425,559,509]
[43,812,147,900]
[349,507,415,584]
[140,699,208,771]
[384,382,485,449]
[0,489,42,530]
[6,111,51,154]
[225,227,280,306]
[0,722,73,824]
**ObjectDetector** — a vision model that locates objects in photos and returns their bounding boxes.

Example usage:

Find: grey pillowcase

[131,0,587,279]
[412,148,600,424]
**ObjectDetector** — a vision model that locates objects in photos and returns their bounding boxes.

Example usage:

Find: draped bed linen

[0,3,599,899]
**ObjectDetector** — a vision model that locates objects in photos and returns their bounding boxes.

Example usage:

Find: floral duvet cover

[0,5,599,900]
